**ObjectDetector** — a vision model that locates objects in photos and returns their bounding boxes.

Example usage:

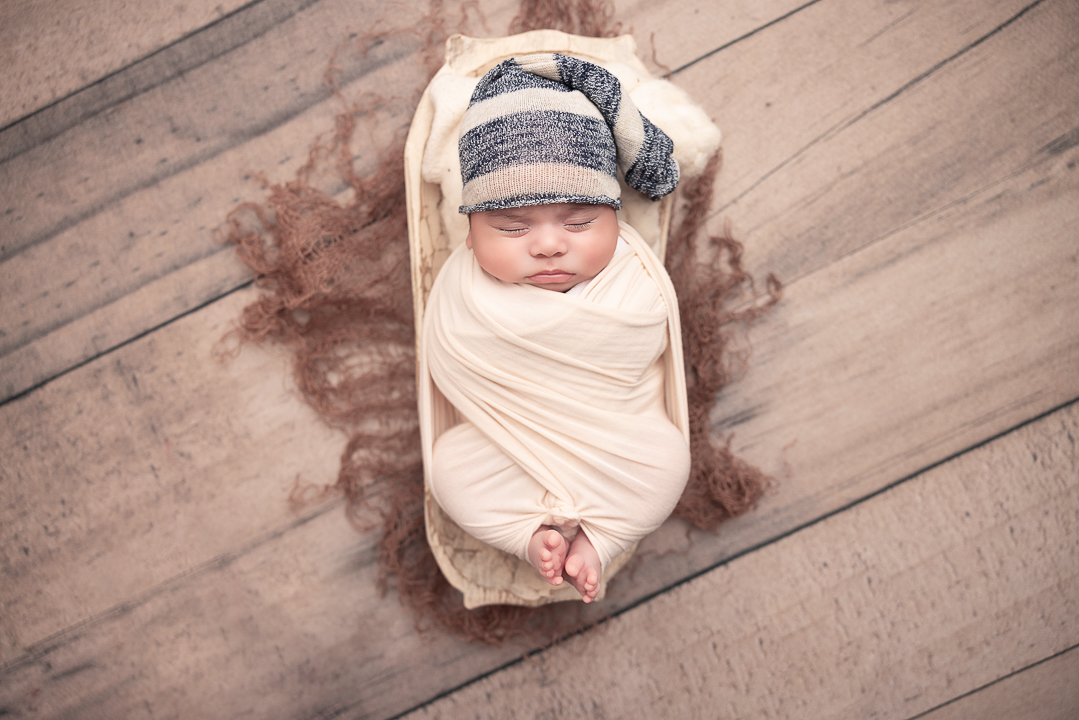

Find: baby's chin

[523,282,576,293]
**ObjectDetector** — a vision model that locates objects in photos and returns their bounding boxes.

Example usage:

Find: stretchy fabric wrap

[421,223,691,570]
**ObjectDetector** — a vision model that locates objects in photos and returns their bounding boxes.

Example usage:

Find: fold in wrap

[421,223,691,570]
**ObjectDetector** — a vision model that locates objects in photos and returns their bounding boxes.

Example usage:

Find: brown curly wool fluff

[220,0,778,646]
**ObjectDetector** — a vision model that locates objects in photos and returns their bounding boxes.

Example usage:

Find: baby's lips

[528,270,574,283]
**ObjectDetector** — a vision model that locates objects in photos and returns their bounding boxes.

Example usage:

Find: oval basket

[406,30,683,608]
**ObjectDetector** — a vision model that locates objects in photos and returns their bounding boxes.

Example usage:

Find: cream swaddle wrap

[409,32,717,605]
[422,222,691,570]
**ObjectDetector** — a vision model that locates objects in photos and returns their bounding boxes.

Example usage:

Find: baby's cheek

[473,246,518,283]
[587,237,619,275]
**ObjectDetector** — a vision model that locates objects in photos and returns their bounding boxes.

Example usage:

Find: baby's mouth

[528,270,574,284]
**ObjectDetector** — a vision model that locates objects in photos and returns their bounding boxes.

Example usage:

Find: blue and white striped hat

[458,53,679,214]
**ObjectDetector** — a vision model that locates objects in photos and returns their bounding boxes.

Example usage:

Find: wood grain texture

[916,646,1079,720]
[682,0,1045,280]
[611,0,811,74]
[1,0,978,403]
[402,402,1079,720]
[1,0,1077,718]
[0,493,479,720]
[0,289,345,666]
[0,0,251,129]
[557,0,1079,611]
[0,0,461,398]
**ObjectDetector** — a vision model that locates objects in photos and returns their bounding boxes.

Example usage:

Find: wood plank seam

[0,1,809,260]
[644,397,1079,618]
[0,6,1072,713]
[0,42,421,264]
[0,278,251,408]
[397,402,1079,718]
[0,0,322,161]
[904,643,1079,720]
[4,152,1070,660]
[0,497,344,676]
[0,1,864,403]
[388,401,1079,720]
[5,2,1043,397]
[6,242,1069,662]
[668,0,825,76]
[2,244,245,358]
[822,387,1065,500]
[0,5,828,398]
[712,0,1046,218]
[822,134,1078,281]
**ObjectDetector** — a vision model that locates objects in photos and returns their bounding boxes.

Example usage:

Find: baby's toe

[544,530,563,549]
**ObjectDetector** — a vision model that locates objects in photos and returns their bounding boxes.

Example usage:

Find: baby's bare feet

[527,526,568,586]
[564,531,602,603]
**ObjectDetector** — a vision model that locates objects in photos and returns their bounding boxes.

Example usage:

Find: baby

[423,53,691,603]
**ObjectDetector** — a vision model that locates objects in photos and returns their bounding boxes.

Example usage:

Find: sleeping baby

[422,53,691,603]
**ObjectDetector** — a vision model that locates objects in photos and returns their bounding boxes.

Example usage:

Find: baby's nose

[530,230,568,257]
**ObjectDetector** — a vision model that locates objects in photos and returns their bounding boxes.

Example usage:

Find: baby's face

[465,203,619,292]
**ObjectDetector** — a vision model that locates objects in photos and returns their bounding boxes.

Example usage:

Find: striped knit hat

[458,53,679,214]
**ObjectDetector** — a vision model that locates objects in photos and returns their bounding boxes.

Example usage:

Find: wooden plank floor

[2,0,1077,718]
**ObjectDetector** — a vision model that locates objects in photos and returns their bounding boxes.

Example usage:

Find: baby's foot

[564,531,602,603]
[527,526,568,586]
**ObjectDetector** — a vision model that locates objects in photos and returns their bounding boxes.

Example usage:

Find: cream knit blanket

[420,222,690,570]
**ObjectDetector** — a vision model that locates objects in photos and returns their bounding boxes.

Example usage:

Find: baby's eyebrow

[485,211,530,221]
[559,209,600,220]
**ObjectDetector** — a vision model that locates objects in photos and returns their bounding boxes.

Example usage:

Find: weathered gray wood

[682,0,1045,281]
[401,402,1079,719]
[2,29,1077,720]
[0,0,437,403]
[0,54,424,402]
[1,0,1077,718]
[612,0,810,73]
[0,0,251,130]
[916,646,1079,720]
[0,0,430,259]
[4,0,1070,651]
[0,488,528,720]
[0,289,345,666]
[585,0,1079,602]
